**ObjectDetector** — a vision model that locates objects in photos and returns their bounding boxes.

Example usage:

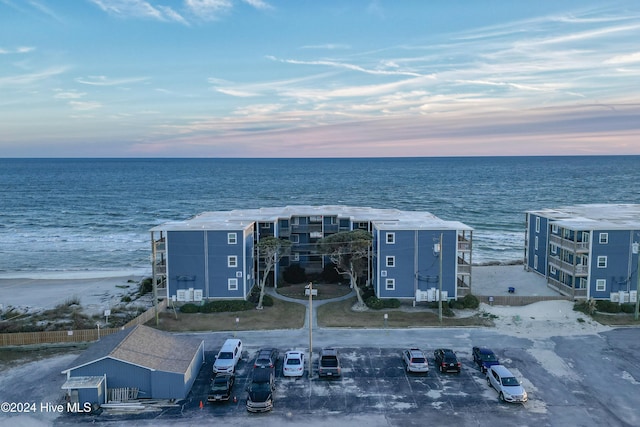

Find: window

[551,223,558,233]
[228,256,238,268]
[534,255,538,270]
[599,233,608,244]
[596,279,606,292]
[550,243,557,254]
[228,233,237,244]
[386,232,395,244]
[228,278,238,291]
[550,265,556,275]
[290,234,299,243]
[535,217,540,233]
[534,236,538,250]
[386,256,395,267]
[385,278,395,291]
[309,215,322,223]
[597,256,607,268]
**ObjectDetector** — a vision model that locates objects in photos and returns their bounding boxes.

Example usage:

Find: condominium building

[525,204,640,301]
[150,206,473,303]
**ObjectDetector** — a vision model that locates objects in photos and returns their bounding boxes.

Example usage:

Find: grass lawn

[149,298,306,332]
[317,297,494,328]
[589,312,640,326]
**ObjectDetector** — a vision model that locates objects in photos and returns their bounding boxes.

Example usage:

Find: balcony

[457,262,471,275]
[547,277,588,299]
[549,234,589,253]
[291,224,323,233]
[548,257,588,277]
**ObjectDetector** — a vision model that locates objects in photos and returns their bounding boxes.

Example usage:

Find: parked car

[254,348,279,372]
[246,367,276,412]
[207,373,235,402]
[402,348,429,374]
[283,350,305,377]
[486,365,528,403]
[472,346,500,373]
[434,348,461,373]
[213,338,243,374]
[318,348,341,378]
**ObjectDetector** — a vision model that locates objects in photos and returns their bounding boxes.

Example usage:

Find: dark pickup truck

[318,348,341,378]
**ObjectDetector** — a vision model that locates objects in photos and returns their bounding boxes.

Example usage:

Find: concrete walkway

[266,287,356,329]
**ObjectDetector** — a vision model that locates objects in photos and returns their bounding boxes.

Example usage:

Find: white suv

[402,348,429,374]
[486,365,528,403]
[213,339,243,374]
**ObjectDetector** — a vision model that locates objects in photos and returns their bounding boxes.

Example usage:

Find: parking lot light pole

[308,282,313,379]
[635,240,639,321]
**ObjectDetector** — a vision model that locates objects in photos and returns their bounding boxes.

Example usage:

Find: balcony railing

[548,257,588,276]
[291,224,323,233]
[549,234,590,253]
[547,277,588,298]
[457,264,471,275]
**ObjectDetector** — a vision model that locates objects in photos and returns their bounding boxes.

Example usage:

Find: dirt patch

[276,282,352,300]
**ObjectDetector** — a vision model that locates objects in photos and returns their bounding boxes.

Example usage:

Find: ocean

[1,156,638,277]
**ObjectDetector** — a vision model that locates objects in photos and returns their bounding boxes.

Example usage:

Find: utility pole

[635,241,640,321]
[438,233,443,324]
[308,282,313,379]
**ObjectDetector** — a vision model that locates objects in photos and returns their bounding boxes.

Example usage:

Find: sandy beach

[0,272,148,316]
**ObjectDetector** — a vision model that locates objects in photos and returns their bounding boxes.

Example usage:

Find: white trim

[386,256,395,267]
[386,232,395,244]
[385,278,395,290]
[599,232,608,244]
[596,279,606,292]
[227,233,237,244]
[597,256,607,268]
[228,255,238,268]
[228,278,238,291]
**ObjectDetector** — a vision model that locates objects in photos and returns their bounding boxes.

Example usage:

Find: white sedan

[283,351,305,377]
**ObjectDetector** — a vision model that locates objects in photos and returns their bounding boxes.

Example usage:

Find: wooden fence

[0,299,167,347]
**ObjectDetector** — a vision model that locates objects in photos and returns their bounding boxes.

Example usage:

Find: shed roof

[62,325,203,375]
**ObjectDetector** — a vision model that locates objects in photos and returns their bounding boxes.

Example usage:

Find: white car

[402,348,429,374]
[486,365,528,403]
[283,351,305,377]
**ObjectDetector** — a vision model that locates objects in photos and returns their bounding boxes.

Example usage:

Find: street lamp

[235,317,239,337]
[384,313,388,330]
[306,282,314,379]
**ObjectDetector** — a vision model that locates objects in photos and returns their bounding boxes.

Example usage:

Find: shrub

[261,294,274,307]
[139,277,153,295]
[283,264,307,284]
[462,294,480,309]
[595,300,620,313]
[449,300,465,310]
[620,303,636,314]
[365,296,401,310]
[321,263,341,283]
[199,300,255,313]
[121,295,132,303]
[179,303,200,313]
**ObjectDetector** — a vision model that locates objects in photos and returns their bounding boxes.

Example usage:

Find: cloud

[0,66,68,87]
[300,44,351,50]
[184,0,233,20]
[241,0,272,10]
[53,90,87,99]
[89,0,187,24]
[69,100,102,111]
[273,57,425,77]
[0,46,35,54]
[605,52,640,64]
[214,87,259,97]
[75,75,150,86]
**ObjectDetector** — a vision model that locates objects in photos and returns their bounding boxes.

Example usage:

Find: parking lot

[50,326,636,427]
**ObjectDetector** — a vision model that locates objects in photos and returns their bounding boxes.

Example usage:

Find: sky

[1,0,640,158]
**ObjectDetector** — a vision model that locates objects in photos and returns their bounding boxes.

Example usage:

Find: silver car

[402,348,429,374]
[487,365,528,403]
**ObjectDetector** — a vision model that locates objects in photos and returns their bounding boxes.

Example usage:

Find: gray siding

[71,358,152,397]
[167,231,206,298]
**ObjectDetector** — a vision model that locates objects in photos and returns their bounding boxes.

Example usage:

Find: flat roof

[151,205,472,232]
[526,204,640,230]
[61,376,105,389]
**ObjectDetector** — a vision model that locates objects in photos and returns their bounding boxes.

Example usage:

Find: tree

[256,237,292,310]
[317,230,373,307]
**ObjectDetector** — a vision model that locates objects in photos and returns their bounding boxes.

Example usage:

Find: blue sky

[1,0,639,157]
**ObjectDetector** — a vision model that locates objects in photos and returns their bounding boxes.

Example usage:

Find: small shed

[61,325,204,406]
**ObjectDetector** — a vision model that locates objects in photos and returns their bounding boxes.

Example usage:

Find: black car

[207,373,235,402]
[472,346,500,373]
[254,348,279,372]
[246,367,275,412]
[434,348,461,373]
